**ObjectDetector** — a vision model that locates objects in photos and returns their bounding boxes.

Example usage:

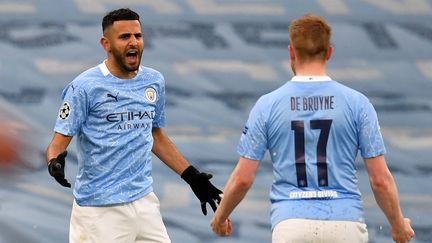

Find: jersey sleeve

[53,83,88,136]
[152,74,166,128]
[237,97,268,161]
[358,100,386,158]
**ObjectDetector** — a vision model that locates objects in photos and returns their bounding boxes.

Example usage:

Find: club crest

[145,87,157,103]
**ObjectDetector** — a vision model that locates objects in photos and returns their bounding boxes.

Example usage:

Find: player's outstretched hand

[48,151,71,188]
[391,218,415,243]
[181,165,223,215]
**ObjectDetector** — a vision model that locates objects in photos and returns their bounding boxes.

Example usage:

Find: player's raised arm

[151,127,222,215]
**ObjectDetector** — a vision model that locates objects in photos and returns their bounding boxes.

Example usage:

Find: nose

[129,36,138,46]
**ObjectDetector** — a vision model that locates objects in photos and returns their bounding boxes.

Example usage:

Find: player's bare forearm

[214,157,259,222]
[368,168,415,242]
[364,156,404,228]
[371,172,404,228]
[365,155,415,243]
[151,127,189,175]
[46,132,72,162]
[214,174,248,223]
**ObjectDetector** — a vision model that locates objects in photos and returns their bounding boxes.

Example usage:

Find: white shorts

[272,218,368,243]
[70,192,171,243]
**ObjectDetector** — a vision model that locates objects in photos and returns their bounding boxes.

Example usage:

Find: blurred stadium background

[0,0,431,242]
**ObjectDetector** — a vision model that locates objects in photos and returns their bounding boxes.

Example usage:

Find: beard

[111,47,142,73]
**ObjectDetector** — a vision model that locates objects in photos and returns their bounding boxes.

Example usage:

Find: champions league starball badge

[145,87,157,103]
[59,102,71,120]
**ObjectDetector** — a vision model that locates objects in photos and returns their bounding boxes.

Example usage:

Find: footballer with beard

[46,8,222,243]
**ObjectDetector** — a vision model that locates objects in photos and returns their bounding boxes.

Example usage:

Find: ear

[100,36,110,52]
[289,45,295,61]
[326,46,333,60]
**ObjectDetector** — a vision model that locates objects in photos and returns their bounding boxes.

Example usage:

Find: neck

[293,61,327,76]
[105,59,138,79]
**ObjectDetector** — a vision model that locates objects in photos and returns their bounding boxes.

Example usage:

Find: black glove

[181,165,223,215]
[48,151,71,188]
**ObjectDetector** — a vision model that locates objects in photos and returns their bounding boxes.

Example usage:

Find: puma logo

[107,92,119,102]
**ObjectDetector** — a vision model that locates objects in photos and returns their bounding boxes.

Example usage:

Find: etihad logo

[117,122,151,130]
[106,110,156,131]
[106,110,155,122]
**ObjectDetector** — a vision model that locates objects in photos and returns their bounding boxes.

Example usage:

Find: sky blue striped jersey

[237,76,386,230]
[54,62,166,206]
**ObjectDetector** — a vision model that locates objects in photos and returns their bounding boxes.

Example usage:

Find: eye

[119,34,131,40]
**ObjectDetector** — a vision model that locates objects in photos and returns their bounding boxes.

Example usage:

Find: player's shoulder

[332,80,369,101]
[139,65,164,80]
[250,84,288,113]
[256,88,278,106]
[330,81,376,115]
[69,65,103,90]
[258,81,292,103]
[140,65,161,75]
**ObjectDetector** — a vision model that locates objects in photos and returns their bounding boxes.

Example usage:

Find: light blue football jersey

[54,62,166,206]
[237,76,386,230]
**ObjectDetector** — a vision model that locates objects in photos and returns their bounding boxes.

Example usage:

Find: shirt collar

[291,75,332,82]
[98,60,142,77]
[99,60,110,77]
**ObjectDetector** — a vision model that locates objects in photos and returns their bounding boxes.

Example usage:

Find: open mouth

[126,50,138,63]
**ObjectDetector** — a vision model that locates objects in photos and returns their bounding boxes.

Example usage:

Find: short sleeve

[237,98,268,161]
[54,83,88,136]
[152,75,166,128]
[358,101,386,158]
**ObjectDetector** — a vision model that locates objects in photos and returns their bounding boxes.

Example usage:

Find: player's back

[261,77,385,229]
